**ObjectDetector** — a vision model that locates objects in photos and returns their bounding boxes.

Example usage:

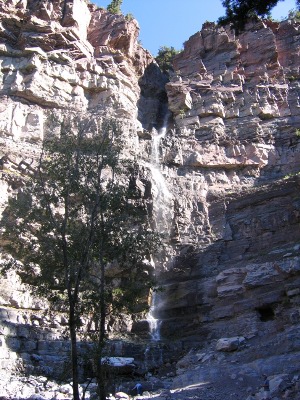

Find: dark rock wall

[145,18,300,381]
[159,179,300,340]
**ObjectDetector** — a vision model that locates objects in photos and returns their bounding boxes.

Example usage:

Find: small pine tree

[155,46,180,75]
[107,0,123,14]
[218,0,300,32]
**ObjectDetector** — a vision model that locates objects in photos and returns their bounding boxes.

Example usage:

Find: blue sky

[94,0,298,55]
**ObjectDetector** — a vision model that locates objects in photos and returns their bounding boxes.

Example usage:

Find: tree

[107,0,123,14]
[155,46,180,75]
[1,115,160,400]
[218,0,300,32]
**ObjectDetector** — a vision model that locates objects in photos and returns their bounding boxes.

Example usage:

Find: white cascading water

[146,113,172,235]
[146,112,171,341]
[147,290,162,341]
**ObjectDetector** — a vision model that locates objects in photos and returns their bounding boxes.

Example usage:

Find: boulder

[115,392,130,400]
[215,337,246,352]
[101,357,136,374]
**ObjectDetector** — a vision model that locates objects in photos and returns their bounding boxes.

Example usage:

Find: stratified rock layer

[149,18,300,393]
[0,0,165,380]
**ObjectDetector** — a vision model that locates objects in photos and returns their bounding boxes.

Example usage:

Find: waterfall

[146,113,172,236]
[146,112,171,342]
[144,289,164,370]
[147,290,161,341]
[151,118,167,165]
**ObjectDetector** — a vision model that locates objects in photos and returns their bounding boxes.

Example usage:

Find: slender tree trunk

[96,252,107,400]
[69,302,80,400]
[97,347,106,400]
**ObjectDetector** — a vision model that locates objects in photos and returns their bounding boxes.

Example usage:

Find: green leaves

[107,0,123,14]
[0,113,162,397]
[1,113,161,329]
[155,46,180,75]
[218,0,298,32]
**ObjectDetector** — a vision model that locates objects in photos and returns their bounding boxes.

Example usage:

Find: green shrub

[155,46,180,75]
[288,9,300,20]
[125,13,134,21]
[107,0,122,14]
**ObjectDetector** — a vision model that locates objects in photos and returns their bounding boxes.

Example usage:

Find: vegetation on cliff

[107,0,123,14]
[155,46,180,75]
[219,0,300,30]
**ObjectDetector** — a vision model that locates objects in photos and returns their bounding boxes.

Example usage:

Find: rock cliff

[0,1,300,398]
[154,18,300,399]
[0,0,166,386]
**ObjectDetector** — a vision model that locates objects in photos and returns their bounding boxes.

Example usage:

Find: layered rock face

[151,18,300,389]
[1,0,300,392]
[0,0,166,381]
[0,0,165,142]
